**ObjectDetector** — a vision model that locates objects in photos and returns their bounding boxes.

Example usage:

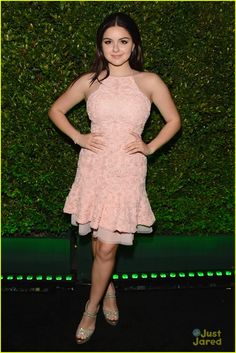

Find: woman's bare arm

[48,74,89,143]
[147,73,181,154]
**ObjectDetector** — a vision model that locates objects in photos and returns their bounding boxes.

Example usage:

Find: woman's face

[102,25,135,67]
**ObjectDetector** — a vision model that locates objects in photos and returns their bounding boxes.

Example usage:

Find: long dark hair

[72,12,144,86]
[91,12,144,84]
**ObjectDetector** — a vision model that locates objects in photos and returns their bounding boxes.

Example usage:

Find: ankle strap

[83,300,99,318]
[83,311,97,319]
[104,293,116,299]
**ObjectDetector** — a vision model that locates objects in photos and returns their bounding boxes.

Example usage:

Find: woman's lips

[111,54,123,58]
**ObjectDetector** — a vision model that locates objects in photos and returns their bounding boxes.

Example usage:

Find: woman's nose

[112,43,119,52]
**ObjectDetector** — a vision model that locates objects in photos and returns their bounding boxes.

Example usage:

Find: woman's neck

[108,65,134,77]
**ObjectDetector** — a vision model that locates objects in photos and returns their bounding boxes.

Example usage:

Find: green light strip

[1,270,234,282]
[112,269,234,280]
[2,275,73,281]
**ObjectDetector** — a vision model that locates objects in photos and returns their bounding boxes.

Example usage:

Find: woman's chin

[107,59,129,67]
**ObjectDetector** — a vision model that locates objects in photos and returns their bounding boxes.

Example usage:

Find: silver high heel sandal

[103,293,119,326]
[75,300,99,344]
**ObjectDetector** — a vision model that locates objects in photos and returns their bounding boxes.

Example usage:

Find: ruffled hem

[63,178,155,234]
[63,171,155,246]
[71,220,153,246]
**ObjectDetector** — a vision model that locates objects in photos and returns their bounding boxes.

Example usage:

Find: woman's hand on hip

[75,132,105,153]
[123,132,151,156]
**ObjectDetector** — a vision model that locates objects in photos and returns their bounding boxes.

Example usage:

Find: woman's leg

[76,238,118,339]
[89,239,118,308]
[91,238,118,317]
[92,238,116,295]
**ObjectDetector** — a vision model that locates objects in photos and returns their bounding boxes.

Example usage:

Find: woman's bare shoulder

[134,71,167,98]
[71,72,94,87]
[68,72,96,100]
[137,71,165,85]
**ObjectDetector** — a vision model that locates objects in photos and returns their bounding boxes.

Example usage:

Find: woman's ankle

[106,281,115,295]
[87,299,100,313]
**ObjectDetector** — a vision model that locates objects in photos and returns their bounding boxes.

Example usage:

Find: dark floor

[1,284,235,352]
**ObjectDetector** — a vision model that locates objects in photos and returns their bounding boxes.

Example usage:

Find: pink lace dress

[63,74,155,245]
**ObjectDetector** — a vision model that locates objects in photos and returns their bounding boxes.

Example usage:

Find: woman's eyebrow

[103,36,131,40]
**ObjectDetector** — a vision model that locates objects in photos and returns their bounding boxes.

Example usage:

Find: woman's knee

[96,240,118,261]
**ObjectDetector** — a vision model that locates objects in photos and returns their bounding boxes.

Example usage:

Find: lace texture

[63,76,156,245]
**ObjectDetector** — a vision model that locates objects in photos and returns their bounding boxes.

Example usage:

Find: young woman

[48,12,181,344]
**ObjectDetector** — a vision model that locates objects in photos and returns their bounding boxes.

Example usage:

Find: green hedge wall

[2,1,234,236]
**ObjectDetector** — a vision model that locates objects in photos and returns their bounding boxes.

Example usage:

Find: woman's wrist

[146,143,155,156]
[72,131,82,145]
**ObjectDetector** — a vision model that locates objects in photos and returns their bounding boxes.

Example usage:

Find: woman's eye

[104,41,111,45]
[121,40,128,44]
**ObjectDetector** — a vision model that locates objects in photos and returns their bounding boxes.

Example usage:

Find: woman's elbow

[48,105,56,120]
[177,117,181,131]
[174,115,181,132]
